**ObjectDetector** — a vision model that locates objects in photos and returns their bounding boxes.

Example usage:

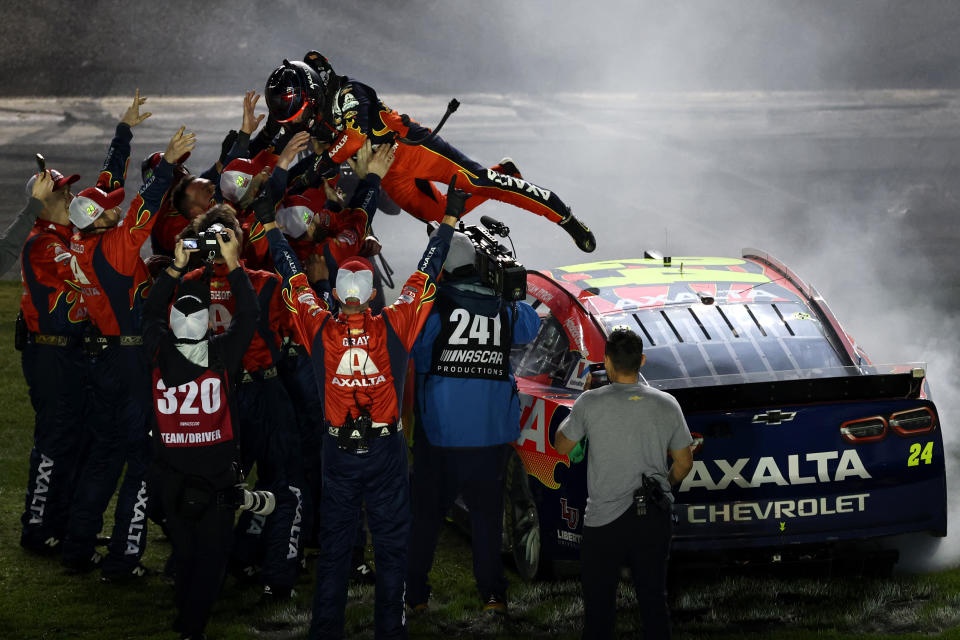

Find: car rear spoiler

[661,371,925,413]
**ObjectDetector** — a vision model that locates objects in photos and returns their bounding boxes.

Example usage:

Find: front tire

[503,450,543,581]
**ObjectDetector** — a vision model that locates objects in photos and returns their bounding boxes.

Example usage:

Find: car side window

[511,314,576,383]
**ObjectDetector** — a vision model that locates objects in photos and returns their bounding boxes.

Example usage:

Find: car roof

[539,256,810,316]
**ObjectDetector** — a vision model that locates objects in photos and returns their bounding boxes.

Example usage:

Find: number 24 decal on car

[908,441,934,466]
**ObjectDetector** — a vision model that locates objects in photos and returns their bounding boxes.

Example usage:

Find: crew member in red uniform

[267,141,386,581]
[159,90,267,255]
[63,121,195,579]
[257,141,462,640]
[180,205,307,600]
[264,54,596,253]
[18,166,87,557]
[143,232,261,640]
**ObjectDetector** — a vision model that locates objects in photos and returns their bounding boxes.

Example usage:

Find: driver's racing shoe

[559,211,596,252]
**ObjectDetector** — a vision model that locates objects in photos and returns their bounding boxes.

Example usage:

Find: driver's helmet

[264,60,326,132]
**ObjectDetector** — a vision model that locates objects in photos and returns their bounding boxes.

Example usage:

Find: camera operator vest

[152,369,234,448]
[429,297,512,381]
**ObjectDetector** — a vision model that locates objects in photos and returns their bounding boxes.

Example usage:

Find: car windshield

[601,302,849,387]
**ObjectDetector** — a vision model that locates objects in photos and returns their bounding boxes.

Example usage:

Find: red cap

[68,186,125,228]
[24,169,81,197]
[220,149,279,203]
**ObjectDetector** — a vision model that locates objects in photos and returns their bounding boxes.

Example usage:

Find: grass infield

[2,280,960,639]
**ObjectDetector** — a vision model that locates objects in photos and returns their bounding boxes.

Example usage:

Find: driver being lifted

[263,52,596,253]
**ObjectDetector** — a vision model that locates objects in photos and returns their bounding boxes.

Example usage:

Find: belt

[83,335,143,348]
[240,365,278,384]
[326,421,399,439]
[27,332,80,347]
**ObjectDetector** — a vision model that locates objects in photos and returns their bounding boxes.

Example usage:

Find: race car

[499,250,946,579]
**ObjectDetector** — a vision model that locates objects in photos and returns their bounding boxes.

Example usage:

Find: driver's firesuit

[297,75,594,251]
[264,172,454,639]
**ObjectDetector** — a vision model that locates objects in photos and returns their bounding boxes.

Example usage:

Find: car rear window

[602,302,848,385]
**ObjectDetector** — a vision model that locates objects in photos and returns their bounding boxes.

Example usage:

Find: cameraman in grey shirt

[555,328,692,640]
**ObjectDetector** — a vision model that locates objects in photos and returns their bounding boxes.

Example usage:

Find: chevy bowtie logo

[752,410,797,425]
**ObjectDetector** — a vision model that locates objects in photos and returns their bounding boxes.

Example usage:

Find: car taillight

[840,416,887,444]
[890,407,937,436]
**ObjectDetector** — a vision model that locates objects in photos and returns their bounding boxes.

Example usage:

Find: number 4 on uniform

[907,441,934,466]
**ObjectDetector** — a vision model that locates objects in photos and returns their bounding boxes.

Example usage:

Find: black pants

[160,472,235,638]
[406,435,510,605]
[580,506,672,640]
[20,343,89,550]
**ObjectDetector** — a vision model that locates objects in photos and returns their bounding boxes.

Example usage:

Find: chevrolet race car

[496,250,946,579]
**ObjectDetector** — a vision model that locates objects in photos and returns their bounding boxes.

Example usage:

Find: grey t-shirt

[557,381,692,527]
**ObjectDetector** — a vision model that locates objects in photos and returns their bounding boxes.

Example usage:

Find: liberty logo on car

[560,498,579,530]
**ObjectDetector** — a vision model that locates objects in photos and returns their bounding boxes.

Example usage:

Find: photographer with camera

[254,141,458,640]
[143,232,266,640]
[405,228,539,614]
[179,206,307,601]
[554,328,693,640]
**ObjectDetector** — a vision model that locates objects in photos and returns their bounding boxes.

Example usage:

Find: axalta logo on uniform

[679,450,871,492]
[330,135,350,156]
[485,169,552,200]
[332,375,386,387]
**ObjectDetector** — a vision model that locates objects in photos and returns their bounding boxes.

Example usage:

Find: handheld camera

[459,216,527,301]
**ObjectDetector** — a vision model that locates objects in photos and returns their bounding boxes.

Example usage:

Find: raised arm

[381,175,466,351]
[97,90,150,191]
[0,183,45,275]
[253,190,330,353]
[209,229,260,374]
[102,127,196,269]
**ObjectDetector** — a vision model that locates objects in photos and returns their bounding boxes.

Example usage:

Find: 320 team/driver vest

[153,369,234,447]
[151,367,239,478]
[428,297,512,381]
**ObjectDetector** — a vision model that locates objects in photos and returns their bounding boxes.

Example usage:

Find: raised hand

[30,170,54,202]
[277,131,312,170]
[121,89,151,128]
[163,127,197,163]
[241,90,265,135]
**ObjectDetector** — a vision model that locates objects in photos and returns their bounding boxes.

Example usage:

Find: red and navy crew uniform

[143,264,259,639]
[62,137,174,576]
[308,79,572,225]
[266,177,452,640]
[150,130,252,257]
[18,197,90,555]
[182,262,307,593]
[242,187,371,271]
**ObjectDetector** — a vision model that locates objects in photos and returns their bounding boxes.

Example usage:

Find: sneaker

[483,594,508,614]
[62,551,104,574]
[491,157,523,179]
[260,584,296,604]
[230,563,260,585]
[21,536,61,557]
[101,562,155,583]
[559,211,596,253]
[351,562,376,585]
[94,534,111,547]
